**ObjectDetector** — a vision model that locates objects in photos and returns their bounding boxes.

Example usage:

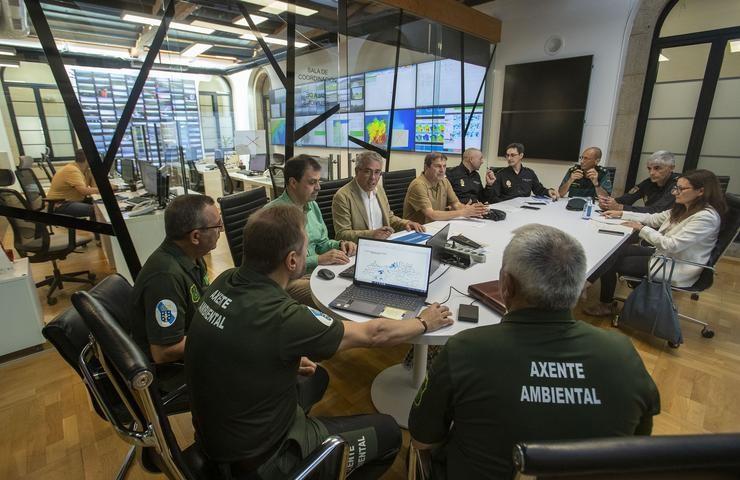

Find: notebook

[329,237,433,320]
[467,280,507,315]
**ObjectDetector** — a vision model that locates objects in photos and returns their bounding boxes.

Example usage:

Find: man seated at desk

[598,150,678,213]
[490,143,559,202]
[446,147,497,204]
[131,194,219,364]
[185,205,452,479]
[558,146,613,198]
[265,155,356,306]
[332,150,424,242]
[403,152,489,224]
[409,224,660,479]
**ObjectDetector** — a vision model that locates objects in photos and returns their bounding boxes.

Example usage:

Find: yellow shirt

[47,162,89,202]
[403,174,459,224]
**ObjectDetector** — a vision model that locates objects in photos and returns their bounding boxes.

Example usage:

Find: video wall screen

[270,59,487,154]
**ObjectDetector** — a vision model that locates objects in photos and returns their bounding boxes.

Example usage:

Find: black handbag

[620,255,683,345]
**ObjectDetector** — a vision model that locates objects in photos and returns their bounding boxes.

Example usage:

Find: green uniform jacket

[266,191,340,272]
[560,165,613,198]
[409,308,660,480]
[131,239,209,356]
[331,178,409,242]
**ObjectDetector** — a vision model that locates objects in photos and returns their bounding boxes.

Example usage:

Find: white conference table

[310,196,632,428]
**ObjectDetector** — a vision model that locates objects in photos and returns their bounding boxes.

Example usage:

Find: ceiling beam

[373,0,500,44]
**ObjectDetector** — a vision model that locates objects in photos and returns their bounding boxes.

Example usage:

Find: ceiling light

[240,33,307,48]
[122,13,215,34]
[0,59,19,68]
[232,15,268,27]
[730,40,740,53]
[0,46,16,56]
[60,42,130,58]
[191,20,257,36]
[238,0,317,16]
[658,53,669,62]
[181,43,213,57]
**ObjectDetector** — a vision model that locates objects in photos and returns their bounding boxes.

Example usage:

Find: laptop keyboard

[337,285,423,311]
[338,264,355,278]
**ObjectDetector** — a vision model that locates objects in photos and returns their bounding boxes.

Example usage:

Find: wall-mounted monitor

[498,55,592,161]
[363,109,416,151]
[364,65,417,111]
[270,89,286,118]
[417,60,486,107]
[295,82,326,116]
[295,115,327,146]
[415,106,483,154]
[325,113,365,147]
[270,118,286,145]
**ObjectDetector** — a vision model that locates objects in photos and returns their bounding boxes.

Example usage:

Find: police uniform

[185,266,400,478]
[446,163,495,204]
[560,165,613,198]
[489,165,551,202]
[131,239,209,356]
[616,173,679,213]
[409,308,660,480]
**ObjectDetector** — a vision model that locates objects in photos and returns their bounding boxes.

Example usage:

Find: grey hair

[648,150,675,167]
[356,151,384,170]
[502,224,586,310]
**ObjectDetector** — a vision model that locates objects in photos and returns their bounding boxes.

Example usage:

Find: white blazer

[623,207,721,287]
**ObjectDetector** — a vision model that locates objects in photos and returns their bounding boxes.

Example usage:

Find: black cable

[429,264,452,284]
[437,285,473,305]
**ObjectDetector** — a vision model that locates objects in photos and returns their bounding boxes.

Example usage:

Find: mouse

[317,268,335,280]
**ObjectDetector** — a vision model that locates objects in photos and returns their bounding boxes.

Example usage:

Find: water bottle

[582,198,594,219]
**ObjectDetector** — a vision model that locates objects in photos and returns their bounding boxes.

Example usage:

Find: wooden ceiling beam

[373,0,501,43]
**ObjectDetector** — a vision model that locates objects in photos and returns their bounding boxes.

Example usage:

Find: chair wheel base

[691,293,700,301]
[668,341,680,349]
[47,296,58,306]
[701,327,715,338]
[612,315,619,327]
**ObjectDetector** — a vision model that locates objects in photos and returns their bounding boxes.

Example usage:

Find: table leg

[370,344,428,429]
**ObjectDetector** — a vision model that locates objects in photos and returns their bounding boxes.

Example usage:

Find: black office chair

[14,167,63,217]
[218,187,269,267]
[717,175,730,194]
[39,146,56,182]
[513,434,740,479]
[73,290,349,480]
[315,177,351,239]
[17,154,34,169]
[615,193,740,342]
[0,185,94,305]
[187,160,205,193]
[382,168,416,217]
[271,152,285,165]
[269,164,285,197]
[214,159,234,195]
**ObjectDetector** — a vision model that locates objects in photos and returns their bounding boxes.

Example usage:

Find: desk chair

[40,146,56,182]
[513,434,740,479]
[717,175,730,194]
[15,167,60,214]
[218,187,268,267]
[315,177,351,239]
[214,159,234,195]
[382,168,416,217]
[0,187,94,305]
[72,289,349,480]
[17,154,34,169]
[614,193,740,344]
[269,164,285,197]
[187,160,205,193]
[272,152,285,165]
[603,166,616,193]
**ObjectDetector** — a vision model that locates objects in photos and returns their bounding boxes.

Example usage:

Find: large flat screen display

[270,118,286,145]
[364,65,417,111]
[417,60,486,107]
[325,112,365,147]
[363,109,416,151]
[415,107,483,154]
[295,115,327,146]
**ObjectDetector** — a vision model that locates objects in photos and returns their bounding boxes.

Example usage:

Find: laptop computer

[329,237,433,320]
[426,224,450,275]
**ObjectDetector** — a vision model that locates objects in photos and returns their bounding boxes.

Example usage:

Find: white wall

[477,0,640,189]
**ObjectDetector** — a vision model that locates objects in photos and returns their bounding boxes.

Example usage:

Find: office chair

[214,158,234,195]
[39,146,56,182]
[72,290,349,480]
[0,186,94,305]
[218,187,268,267]
[17,154,34,169]
[15,167,61,215]
[717,175,730,194]
[271,152,285,165]
[315,177,351,239]
[382,168,416,217]
[614,193,740,344]
[513,434,740,479]
[603,166,616,193]
[268,164,285,197]
[187,160,205,193]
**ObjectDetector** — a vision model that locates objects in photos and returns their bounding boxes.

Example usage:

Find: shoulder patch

[189,284,201,303]
[308,307,334,327]
[628,186,639,194]
[155,299,178,328]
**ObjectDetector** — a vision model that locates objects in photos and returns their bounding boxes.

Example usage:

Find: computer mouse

[317,268,335,280]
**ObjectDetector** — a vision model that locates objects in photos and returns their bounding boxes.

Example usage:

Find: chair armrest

[288,435,348,480]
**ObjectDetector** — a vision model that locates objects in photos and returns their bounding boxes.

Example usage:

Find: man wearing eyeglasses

[490,143,559,202]
[597,150,678,213]
[558,146,613,198]
[132,194,220,364]
[446,148,497,204]
[332,151,425,242]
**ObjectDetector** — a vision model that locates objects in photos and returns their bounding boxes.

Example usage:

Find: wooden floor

[1,230,739,479]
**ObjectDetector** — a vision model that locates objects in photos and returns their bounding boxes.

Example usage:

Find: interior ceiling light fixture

[60,42,130,58]
[658,53,669,62]
[0,46,16,56]
[240,33,307,48]
[122,13,215,34]
[181,43,213,57]
[239,0,318,17]
[232,15,269,27]
[192,19,260,35]
[730,40,740,53]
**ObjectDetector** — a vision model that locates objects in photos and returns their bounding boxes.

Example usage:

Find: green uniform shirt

[266,191,340,272]
[560,165,613,198]
[185,266,344,462]
[409,308,660,480]
[131,239,209,355]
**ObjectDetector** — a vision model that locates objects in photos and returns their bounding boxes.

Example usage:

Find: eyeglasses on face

[505,152,521,158]
[358,168,383,177]
[671,185,693,193]
[193,223,224,232]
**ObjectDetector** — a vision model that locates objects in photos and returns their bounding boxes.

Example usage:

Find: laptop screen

[354,238,432,294]
[426,224,450,274]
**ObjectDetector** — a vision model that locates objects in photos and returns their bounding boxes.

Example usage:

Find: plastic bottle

[582,198,594,219]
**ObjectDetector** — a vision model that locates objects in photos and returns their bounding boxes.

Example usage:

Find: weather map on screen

[295,116,327,146]
[270,118,286,145]
[325,113,365,147]
[415,107,483,153]
[363,110,416,150]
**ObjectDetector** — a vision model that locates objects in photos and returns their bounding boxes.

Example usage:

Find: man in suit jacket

[332,151,425,242]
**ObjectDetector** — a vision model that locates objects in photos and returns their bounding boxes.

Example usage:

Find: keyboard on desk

[334,285,423,311]
[124,196,153,206]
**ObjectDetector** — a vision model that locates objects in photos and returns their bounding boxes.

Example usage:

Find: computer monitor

[249,153,268,173]
[137,160,159,195]
[213,149,224,163]
[120,157,135,185]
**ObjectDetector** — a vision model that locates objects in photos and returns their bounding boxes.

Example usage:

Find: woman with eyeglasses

[583,169,727,316]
